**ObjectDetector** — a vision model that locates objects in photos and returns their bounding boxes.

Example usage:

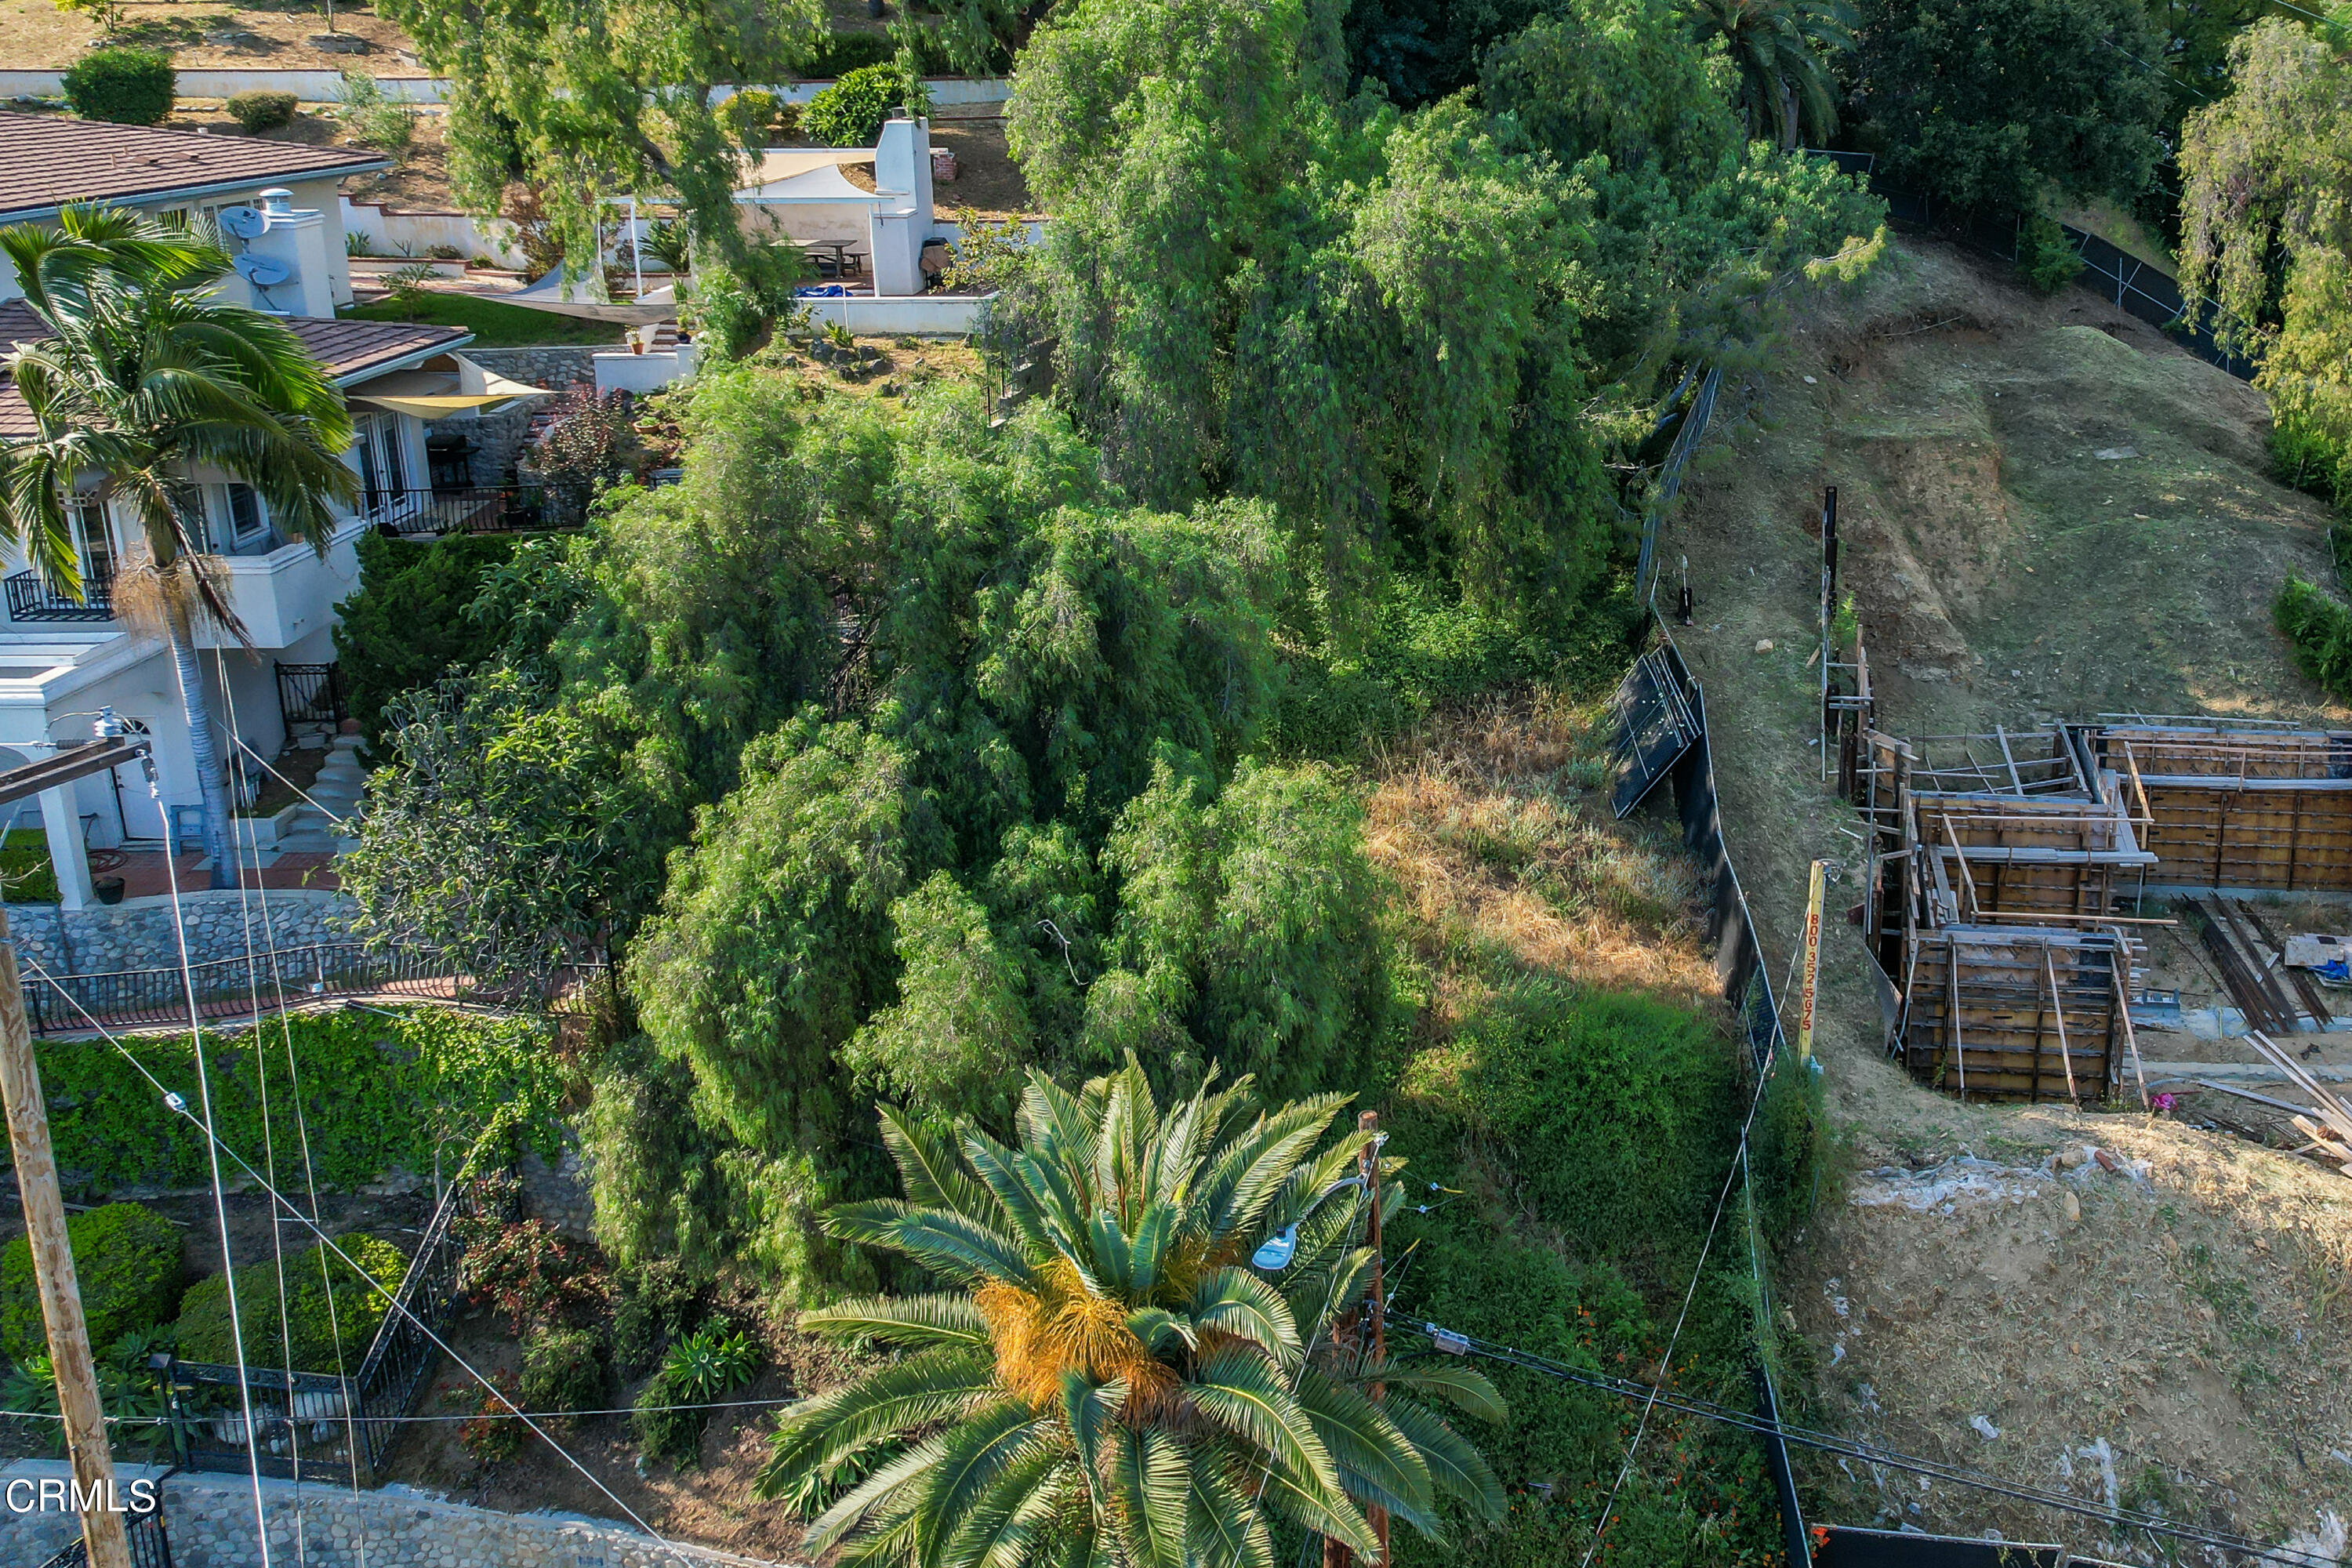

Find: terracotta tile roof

[0,111,391,221]
[0,299,466,438]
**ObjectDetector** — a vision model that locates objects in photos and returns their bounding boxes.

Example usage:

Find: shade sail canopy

[350,354,551,418]
[498,274,678,324]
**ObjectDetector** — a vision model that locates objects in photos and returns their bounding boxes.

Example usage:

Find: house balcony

[359,485,575,538]
[3,570,114,624]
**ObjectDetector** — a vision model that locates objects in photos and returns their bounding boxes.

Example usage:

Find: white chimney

[244,187,336,319]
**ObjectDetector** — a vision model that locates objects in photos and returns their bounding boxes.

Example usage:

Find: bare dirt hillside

[1660,238,2352,1559]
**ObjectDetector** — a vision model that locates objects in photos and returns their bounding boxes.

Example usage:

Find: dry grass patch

[1367,686,1720,1016]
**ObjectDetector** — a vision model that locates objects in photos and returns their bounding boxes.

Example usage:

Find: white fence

[796,292,991,336]
[0,69,1012,107]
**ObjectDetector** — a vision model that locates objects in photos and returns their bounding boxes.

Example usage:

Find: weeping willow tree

[2180,13,2352,509]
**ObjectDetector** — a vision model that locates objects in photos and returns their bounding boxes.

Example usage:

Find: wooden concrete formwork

[2088,721,2352,893]
[1896,925,2134,1105]
[1857,727,2154,1103]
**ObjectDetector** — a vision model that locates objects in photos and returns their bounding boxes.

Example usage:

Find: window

[69,496,114,585]
[224,483,266,544]
[354,415,411,517]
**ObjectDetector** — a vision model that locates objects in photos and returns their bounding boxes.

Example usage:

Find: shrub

[800,64,928,147]
[332,527,517,746]
[452,1205,610,1334]
[612,1258,704,1377]
[2278,575,2352,699]
[0,826,61,903]
[630,1368,706,1465]
[661,1324,757,1401]
[174,1235,406,1371]
[532,387,643,521]
[62,48,175,126]
[519,1325,605,1414]
[721,88,795,149]
[31,1009,567,1197]
[225,89,298,132]
[335,72,414,152]
[804,31,897,77]
[459,1372,525,1462]
[1410,981,1737,1269]
[2018,212,2084,296]
[0,1203,182,1363]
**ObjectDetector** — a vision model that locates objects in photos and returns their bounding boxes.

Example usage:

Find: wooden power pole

[1325,1110,1391,1568]
[0,908,132,1568]
[1358,1109,1388,1567]
[0,735,153,1568]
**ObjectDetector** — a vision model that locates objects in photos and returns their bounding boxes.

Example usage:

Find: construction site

[1810,486,2352,1171]
[1646,235,2352,1561]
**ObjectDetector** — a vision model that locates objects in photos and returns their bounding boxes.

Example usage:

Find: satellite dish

[233,252,292,287]
[218,205,267,240]
[1251,1226,1298,1271]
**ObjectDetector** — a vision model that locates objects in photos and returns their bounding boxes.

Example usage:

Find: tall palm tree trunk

[164,606,238,891]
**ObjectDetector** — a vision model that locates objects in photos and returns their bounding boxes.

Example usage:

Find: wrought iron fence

[20,938,612,1038]
[274,662,347,732]
[154,1165,514,1483]
[5,568,115,624]
[34,1497,173,1568]
[352,1168,510,1470]
[20,942,463,1036]
[364,486,574,538]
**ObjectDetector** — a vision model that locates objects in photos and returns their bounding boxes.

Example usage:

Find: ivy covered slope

[23,1008,568,1196]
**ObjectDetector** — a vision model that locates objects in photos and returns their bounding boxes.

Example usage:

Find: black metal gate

[35,1498,173,1568]
[274,662,346,734]
[1609,646,1701,818]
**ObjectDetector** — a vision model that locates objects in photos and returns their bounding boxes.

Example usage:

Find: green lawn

[342,293,624,349]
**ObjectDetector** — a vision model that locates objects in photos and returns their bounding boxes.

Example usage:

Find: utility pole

[1357,1109,1388,1568]
[0,910,131,1568]
[1325,1110,1390,1568]
[0,735,151,1568]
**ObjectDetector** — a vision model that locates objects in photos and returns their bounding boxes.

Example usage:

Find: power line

[142,729,274,1568]
[1423,1326,2328,1566]
[13,952,675,1547]
[9,1395,809,1427]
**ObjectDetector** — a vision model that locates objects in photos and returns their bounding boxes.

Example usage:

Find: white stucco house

[0,111,546,906]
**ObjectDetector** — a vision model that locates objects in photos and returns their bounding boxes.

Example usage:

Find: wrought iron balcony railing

[361,485,578,538]
[5,568,114,623]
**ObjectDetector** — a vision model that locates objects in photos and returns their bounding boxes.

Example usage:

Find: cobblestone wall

[2,889,354,975]
[433,347,604,484]
[519,1133,596,1238]
[0,1464,797,1568]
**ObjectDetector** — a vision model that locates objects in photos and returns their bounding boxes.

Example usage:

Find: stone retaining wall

[2,889,354,975]
[438,347,604,485]
[0,1463,798,1568]
[519,1134,596,1238]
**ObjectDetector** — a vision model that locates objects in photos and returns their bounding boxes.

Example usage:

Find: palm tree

[758,1060,1506,1566]
[1685,0,1857,150]
[0,205,359,888]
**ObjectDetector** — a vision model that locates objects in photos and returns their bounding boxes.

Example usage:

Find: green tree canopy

[2179,14,2352,506]
[1849,0,2169,214]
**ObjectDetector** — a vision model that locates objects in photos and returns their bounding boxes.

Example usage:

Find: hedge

[22,1007,568,1198]
[63,49,176,126]
[2277,575,2352,699]
[175,1234,405,1371]
[0,1203,183,1363]
[226,89,299,132]
[800,64,928,147]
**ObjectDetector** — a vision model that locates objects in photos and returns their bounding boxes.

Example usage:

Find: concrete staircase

[276,732,365,854]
